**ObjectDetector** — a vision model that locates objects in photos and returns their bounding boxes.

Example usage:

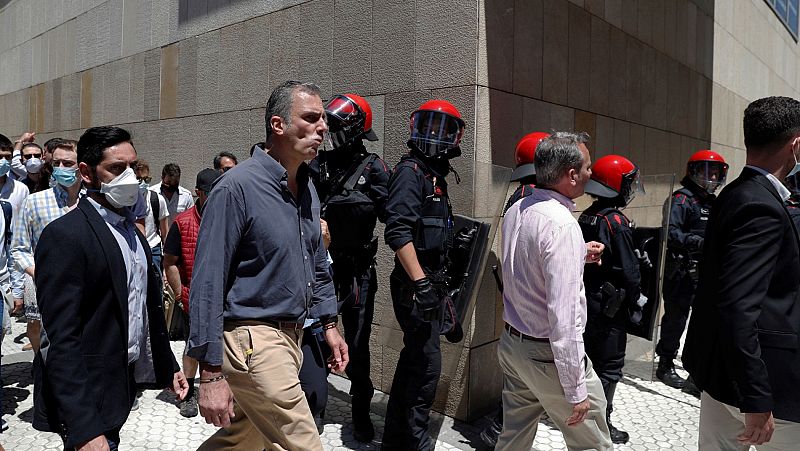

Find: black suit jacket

[32,197,178,447]
[683,167,800,422]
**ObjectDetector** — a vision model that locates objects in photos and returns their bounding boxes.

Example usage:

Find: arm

[9,196,35,277]
[163,254,181,305]
[368,157,391,224]
[542,221,588,405]
[384,165,424,277]
[667,194,703,253]
[715,202,782,413]
[34,222,106,446]
[11,132,33,179]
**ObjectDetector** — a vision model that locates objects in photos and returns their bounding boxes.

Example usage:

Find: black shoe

[179,393,199,418]
[656,358,686,389]
[478,417,502,448]
[682,375,701,398]
[608,418,630,444]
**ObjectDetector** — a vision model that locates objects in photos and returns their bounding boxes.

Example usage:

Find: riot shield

[616,173,675,379]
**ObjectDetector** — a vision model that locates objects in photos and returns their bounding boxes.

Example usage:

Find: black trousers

[656,273,696,359]
[299,329,330,417]
[584,318,628,385]
[382,274,441,451]
[334,261,377,410]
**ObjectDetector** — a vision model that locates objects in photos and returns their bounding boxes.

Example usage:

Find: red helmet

[585,154,643,205]
[510,132,550,182]
[687,150,728,194]
[325,93,378,150]
[409,100,465,160]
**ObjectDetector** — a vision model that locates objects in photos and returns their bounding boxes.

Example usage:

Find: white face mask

[99,167,140,208]
[25,157,43,174]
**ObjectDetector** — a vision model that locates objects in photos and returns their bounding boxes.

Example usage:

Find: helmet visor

[325,95,366,149]
[410,111,464,150]
[689,161,729,193]
[622,169,645,205]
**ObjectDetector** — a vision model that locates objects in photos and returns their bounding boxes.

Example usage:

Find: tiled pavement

[1,318,724,450]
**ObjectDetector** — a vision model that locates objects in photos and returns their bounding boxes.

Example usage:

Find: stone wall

[2,0,800,422]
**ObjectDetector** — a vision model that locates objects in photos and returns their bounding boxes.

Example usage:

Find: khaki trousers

[197,323,322,451]
[496,329,613,451]
[699,391,800,451]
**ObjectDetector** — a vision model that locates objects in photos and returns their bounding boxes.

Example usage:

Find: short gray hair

[533,131,590,187]
[264,80,322,143]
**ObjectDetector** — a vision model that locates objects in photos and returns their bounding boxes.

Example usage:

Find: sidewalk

[1,318,708,450]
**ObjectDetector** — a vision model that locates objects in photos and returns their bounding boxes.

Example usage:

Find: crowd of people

[0,81,796,451]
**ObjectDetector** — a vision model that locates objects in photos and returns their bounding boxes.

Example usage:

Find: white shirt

[87,198,148,364]
[143,190,169,248]
[502,188,588,403]
[149,182,193,227]
[0,176,30,215]
[745,165,791,201]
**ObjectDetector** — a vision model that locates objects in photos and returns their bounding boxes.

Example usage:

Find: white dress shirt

[502,187,589,403]
[745,165,791,201]
[87,198,148,364]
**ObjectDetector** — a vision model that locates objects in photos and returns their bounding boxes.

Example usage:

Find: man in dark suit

[683,96,800,450]
[33,126,188,451]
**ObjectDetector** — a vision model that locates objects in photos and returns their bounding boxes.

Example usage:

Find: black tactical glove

[413,277,440,321]
[634,249,653,268]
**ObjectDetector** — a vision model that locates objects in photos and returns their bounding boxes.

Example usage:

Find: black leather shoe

[479,417,502,448]
[608,417,630,444]
[682,375,701,398]
[656,358,686,389]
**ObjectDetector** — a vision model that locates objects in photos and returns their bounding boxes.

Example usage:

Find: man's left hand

[738,411,774,445]
[320,219,331,249]
[585,241,604,265]
[12,298,23,315]
[170,371,190,401]
[324,326,348,373]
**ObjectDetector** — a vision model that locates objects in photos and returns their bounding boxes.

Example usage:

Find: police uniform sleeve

[667,193,703,252]
[384,164,424,251]
[368,156,391,223]
[606,214,642,305]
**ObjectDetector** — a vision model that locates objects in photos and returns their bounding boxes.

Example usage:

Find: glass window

[766,0,799,40]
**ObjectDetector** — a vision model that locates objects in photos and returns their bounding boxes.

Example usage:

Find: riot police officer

[308,93,390,442]
[479,131,549,448]
[382,100,465,450]
[655,150,728,393]
[579,154,648,444]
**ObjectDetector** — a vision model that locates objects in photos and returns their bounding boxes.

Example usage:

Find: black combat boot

[603,382,630,444]
[351,396,375,443]
[478,414,503,448]
[656,358,686,389]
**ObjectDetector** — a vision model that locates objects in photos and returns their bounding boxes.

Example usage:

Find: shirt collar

[252,144,310,188]
[86,196,135,226]
[745,165,791,201]
[530,187,578,211]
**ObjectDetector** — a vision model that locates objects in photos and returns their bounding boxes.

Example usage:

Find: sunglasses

[22,153,42,160]
[137,176,153,184]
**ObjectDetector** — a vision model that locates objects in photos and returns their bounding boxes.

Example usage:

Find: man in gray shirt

[189,81,348,451]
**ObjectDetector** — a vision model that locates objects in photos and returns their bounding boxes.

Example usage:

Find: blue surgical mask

[52,166,79,187]
[0,159,10,177]
[138,180,149,194]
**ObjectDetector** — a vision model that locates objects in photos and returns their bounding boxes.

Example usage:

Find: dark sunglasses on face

[22,153,42,160]
[138,176,153,184]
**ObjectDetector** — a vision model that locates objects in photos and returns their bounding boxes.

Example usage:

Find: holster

[601,282,626,318]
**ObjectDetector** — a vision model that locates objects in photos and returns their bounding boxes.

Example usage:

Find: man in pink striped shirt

[497,132,613,450]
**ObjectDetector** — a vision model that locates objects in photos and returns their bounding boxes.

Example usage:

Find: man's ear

[270,115,285,137]
[78,162,93,185]
[568,168,578,185]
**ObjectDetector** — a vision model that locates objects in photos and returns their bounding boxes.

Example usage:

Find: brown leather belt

[504,323,550,343]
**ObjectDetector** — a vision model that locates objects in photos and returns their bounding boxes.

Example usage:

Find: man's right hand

[566,398,590,426]
[198,368,235,427]
[77,435,109,451]
[413,277,440,321]
[738,411,774,445]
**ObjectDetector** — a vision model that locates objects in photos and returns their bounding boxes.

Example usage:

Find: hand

[170,371,190,401]
[12,298,23,315]
[413,277,440,321]
[585,241,604,265]
[320,219,331,249]
[737,411,774,445]
[566,398,590,426]
[634,249,653,268]
[323,326,349,373]
[76,435,110,451]
[198,370,235,427]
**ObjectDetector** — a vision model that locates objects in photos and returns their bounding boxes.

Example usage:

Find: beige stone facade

[1,0,799,421]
